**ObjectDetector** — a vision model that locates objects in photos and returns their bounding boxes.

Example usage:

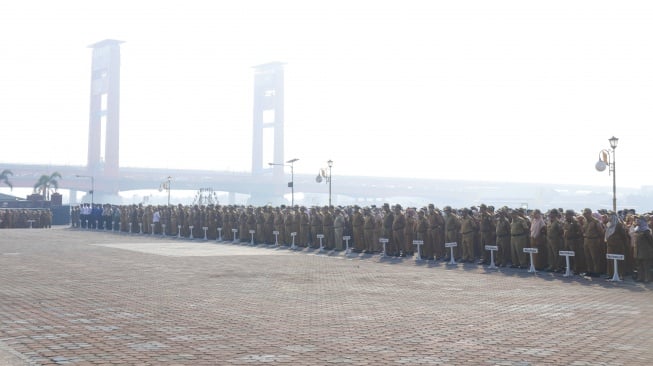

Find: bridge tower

[87,39,123,193]
[252,62,285,178]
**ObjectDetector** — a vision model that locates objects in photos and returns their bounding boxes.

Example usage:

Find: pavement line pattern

[91,242,294,257]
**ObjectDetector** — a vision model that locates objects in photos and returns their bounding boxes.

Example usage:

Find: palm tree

[1,169,13,190]
[33,172,62,201]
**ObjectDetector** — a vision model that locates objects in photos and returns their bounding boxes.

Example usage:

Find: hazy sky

[1,0,651,190]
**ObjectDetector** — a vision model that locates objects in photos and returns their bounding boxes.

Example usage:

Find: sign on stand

[606,254,625,282]
[559,250,575,277]
[445,242,457,265]
[523,247,538,273]
[485,245,498,269]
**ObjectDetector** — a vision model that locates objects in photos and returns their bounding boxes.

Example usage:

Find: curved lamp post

[595,136,618,212]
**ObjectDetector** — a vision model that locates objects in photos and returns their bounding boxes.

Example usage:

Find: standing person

[582,208,605,277]
[415,209,428,259]
[392,205,406,257]
[363,208,376,253]
[333,208,345,250]
[352,206,365,252]
[459,209,476,263]
[545,209,565,272]
[382,204,395,255]
[298,206,310,247]
[563,210,585,275]
[477,204,495,264]
[530,209,548,270]
[510,209,530,268]
[322,206,334,250]
[443,206,461,261]
[632,215,653,283]
[495,208,511,267]
[403,208,416,257]
[310,207,322,248]
[604,211,628,279]
[153,207,161,235]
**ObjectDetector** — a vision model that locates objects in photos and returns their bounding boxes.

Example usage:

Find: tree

[33,172,62,201]
[1,169,13,190]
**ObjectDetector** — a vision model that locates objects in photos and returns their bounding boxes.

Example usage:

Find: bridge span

[0,162,631,210]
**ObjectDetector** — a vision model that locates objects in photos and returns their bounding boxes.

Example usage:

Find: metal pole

[167,176,171,206]
[290,163,294,206]
[328,165,332,206]
[612,148,616,212]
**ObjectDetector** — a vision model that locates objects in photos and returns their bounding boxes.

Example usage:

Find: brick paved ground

[0,227,651,365]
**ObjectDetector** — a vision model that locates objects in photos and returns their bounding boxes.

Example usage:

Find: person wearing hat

[495,208,511,267]
[352,206,365,252]
[298,206,310,247]
[563,209,585,275]
[545,209,565,272]
[392,204,406,257]
[632,215,653,282]
[363,207,376,253]
[510,209,530,268]
[310,206,323,248]
[333,208,345,251]
[382,204,395,255]
[443,206,461,261]
[459,208,476,263]
[582,208,605,277]
[478,204,495,265]
[427,205,444,260]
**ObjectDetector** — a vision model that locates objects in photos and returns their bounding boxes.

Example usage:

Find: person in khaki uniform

[443,206,461,261]
[333,208,345,250]
[310,207,322,248]
[415,209,428,259]
[382,204,395,255]
[477,205,496,264]
[403,208,416,257]
[495,208,511,267]
[459,209,476,263]
[582,208,605,277]
[545,209,565,272]
[563,210,585,274]
[363,208,376,253]
[392,205,406,257]
[298,206,310,247]
[352,206,365,252]
[603,211,628,278]
[322,206,334,250]
[510,209,530,268]
[632,215,653,282]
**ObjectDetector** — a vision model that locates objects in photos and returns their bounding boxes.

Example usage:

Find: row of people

[0,209,52,229]
[70,203,653,282]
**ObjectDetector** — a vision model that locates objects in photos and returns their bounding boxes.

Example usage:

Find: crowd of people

[0,209,52,229]
[70,202,653,282]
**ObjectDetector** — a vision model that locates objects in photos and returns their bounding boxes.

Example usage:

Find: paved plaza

[0,228,651,365]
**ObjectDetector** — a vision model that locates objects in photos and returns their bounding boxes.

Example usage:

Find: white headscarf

[605,212,619,240]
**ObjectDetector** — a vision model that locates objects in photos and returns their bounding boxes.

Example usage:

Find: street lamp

[160,176,172,206]
[595,136,618,212]
[327,159,333,206]
[75,174,94,206]
[268,158,299,206]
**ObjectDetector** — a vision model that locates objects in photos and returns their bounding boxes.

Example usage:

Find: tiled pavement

[0,228,651,365]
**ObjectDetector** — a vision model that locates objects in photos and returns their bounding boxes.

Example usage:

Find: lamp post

[269,158,299,206]
[595,136,619,212]
[165,176,172,206]
[75,174,94,206]
[327,159,333,206]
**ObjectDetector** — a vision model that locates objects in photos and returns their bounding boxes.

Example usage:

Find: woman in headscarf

[603,211,628,279]
[632,215,653,283]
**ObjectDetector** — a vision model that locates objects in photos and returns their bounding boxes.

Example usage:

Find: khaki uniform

[583,214,605,275]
